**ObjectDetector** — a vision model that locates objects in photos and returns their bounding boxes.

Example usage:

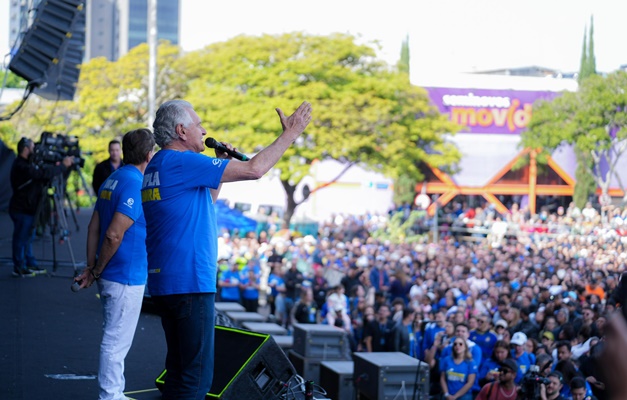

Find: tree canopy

[181,33,461,222]
[522,71,627,204]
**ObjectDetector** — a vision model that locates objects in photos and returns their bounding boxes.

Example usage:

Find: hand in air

[275,101,312,136]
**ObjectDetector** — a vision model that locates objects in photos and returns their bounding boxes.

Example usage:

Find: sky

[1,0,626,77]
[178,0,627,77]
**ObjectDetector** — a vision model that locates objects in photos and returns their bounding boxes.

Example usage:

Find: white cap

[495,319,508,329]
[511,331,528,346]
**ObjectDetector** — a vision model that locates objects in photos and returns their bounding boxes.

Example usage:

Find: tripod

[33,172,80,275]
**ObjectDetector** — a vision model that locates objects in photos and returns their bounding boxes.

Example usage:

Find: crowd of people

[216,200,627,400]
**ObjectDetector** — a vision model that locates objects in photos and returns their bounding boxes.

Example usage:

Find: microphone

[71,280,82,292]
[205,137,249,161]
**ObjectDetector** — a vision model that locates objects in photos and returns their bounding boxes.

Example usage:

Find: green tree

[394,34,417,207]
[522,72,627,207]
[180,33,461,224]
[578,28,587,83]
[587,16,596,78]
[370,210,427,244]
[398,35,410,76]
[0,70,28,88]
[573,16,598,207]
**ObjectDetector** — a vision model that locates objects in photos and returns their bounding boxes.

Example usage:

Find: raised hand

[275,101,312,137]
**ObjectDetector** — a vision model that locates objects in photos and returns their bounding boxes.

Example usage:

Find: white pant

[97,278,144,400]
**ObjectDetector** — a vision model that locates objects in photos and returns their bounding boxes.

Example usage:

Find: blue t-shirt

[219,269,241,301]
[511,350,535,383]
[423,323,445,351]
[478,357,501,385]
[142,150,228,295]
[440,356,477,397]
[240,275,260,300]
[469,330,498,361]
[96,165,147,285]
[268,273,285,297]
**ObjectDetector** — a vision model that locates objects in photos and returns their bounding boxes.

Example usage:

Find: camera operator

[9,137,73,277]
[540,371,566,400]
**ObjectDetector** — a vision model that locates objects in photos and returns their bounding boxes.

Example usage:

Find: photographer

[9,137,73,277]
[540,371,566,400]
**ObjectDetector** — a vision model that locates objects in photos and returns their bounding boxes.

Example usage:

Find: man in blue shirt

[75,128,154,400]
[218,262,242,303]
[470,314,498,362]
[142,99,312,400]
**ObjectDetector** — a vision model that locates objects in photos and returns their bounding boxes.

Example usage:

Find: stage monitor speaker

[354,352,430,400]
[9,0,85,101]
[293,323,351,359]
[319,361,354,400]
[155,325,296,399]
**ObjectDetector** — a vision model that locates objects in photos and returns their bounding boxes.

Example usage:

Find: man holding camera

[540,371,566,400]
[9,137,73,277]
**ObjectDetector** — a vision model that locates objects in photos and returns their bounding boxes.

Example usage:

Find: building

[414,72,585,215]
[85,0,180,61]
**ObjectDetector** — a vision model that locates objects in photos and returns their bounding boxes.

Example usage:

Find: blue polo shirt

[142,150,228,295]
[95,165,147,285]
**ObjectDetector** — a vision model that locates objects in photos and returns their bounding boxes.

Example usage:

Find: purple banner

[424,87,562,135]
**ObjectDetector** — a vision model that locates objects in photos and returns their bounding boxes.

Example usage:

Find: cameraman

[9,137,73,277]
[540,371,566,400]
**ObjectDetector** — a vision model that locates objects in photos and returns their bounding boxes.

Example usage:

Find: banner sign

[424,87,563,135]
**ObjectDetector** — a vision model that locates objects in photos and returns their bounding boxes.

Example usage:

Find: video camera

[33,131,86,170]
[519,365,550,400]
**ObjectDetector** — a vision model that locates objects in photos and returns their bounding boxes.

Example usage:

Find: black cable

[412,357,423,400]
[0,83,34,121]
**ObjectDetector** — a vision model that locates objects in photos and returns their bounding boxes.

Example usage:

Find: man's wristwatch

[90,269,101,280]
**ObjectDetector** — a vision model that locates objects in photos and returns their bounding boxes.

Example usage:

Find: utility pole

[147,0,157,128]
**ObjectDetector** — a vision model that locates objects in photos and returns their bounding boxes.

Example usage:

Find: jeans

[9,211,37,270]
[153,293,215,400]
[97,279,144,400]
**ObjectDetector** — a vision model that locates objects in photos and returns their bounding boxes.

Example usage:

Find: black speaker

[155,325,296,399]
[319,361,354,400]
[9,0,85,101]
[354,352,430,400]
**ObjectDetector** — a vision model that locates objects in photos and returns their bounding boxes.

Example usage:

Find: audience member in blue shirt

[510,332,534,383]
[218,263,241,302]
[423,310,447,354]
[478,340,511,387]
[240,268,260,312]
[440,337,478,400]
[470,315,498,362]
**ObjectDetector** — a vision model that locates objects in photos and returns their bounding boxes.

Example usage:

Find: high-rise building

[8,0,34,56]
[86,0,180,61]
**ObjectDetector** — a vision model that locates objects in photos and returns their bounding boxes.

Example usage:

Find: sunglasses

[453,342,465,347]
[499,369,513,374]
